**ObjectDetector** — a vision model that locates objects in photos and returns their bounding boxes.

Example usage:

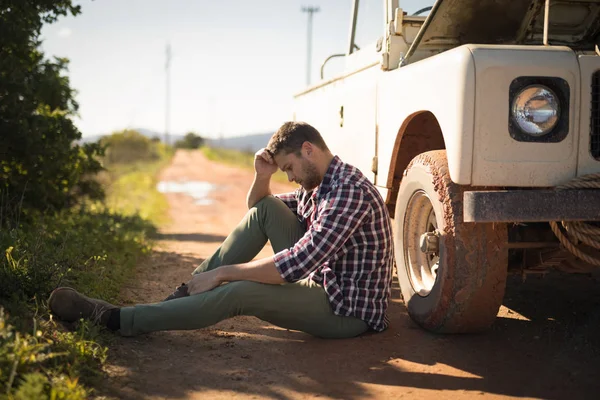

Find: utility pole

[302,6,320,86]
[165,43,171,146]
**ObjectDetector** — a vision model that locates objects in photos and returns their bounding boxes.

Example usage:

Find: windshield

[354,0,384,51]
[400,0,435,16]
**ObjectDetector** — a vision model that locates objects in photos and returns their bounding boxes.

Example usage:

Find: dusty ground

[102,150,600,400]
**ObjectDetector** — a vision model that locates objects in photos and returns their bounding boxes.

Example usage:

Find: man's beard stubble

[300,159,321,190]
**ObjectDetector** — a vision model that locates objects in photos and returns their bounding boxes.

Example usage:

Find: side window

[353,1,384,53]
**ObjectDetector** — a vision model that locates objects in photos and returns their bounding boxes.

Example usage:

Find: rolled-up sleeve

[273,183,370,282]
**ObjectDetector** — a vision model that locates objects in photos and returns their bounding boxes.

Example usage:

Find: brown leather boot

[48,287,118,326]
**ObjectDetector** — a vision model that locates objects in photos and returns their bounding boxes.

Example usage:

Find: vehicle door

[339,0,385,184]
[293,1,385,184]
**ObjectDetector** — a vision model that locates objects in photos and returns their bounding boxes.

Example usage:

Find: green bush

[101,130,162,165]
[0,128,172,398]
[0,2,105,216]
[0,1,173,397]
[174,132,205,149]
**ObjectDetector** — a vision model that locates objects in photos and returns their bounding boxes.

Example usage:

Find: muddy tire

[394,150,507,333]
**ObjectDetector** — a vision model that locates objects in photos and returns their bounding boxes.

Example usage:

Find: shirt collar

[316,155,342,198]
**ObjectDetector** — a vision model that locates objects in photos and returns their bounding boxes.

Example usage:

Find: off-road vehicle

[293,0,600,333]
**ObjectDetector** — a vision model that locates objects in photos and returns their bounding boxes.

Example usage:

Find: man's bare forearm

[246,174,272,209]
[216,257,285,285]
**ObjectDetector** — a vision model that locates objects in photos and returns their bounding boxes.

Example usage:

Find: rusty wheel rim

[404,190,440,296]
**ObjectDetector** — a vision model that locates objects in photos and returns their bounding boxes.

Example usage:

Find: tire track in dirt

[100,150,600,400]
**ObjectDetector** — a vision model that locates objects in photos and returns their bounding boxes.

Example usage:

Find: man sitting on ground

[49,121,395,338]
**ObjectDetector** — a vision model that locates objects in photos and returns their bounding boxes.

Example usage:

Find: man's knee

[249,195,293,227]
[246,196,274,221]
[253,195,284,214]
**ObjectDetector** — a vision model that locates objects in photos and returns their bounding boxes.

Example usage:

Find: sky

[40,0,432,139]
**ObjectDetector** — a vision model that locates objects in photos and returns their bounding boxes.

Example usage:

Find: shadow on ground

[150,232,227,243]
[116,250,204,305]
[101,251,600,400]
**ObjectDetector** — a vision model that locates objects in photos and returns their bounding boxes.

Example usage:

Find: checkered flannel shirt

[273,156,394,331]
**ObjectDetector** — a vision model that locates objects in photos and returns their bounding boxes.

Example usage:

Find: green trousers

[119,196,368,338]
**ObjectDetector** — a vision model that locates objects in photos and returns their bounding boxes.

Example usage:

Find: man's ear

[301,141,313,157]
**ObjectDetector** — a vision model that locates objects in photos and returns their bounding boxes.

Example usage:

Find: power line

[301,6,320,86]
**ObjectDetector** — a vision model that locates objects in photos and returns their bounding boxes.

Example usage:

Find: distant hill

[78,128,273,153]
[135,128,185,144]
[79,129,185,145]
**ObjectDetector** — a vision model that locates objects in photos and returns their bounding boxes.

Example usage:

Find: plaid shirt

[273,156,394,332]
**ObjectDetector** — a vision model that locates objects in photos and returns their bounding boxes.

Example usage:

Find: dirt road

[103,150,600,400]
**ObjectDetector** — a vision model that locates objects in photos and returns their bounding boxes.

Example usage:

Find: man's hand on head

[247,148,278,208]
[254,148,278,178]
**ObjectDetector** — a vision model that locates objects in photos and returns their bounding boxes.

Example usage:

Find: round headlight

[511,85,559,137]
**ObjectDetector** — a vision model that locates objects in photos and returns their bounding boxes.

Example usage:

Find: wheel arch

[386,111,446,215]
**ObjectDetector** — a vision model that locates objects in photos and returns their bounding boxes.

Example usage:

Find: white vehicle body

[294,0,600,202]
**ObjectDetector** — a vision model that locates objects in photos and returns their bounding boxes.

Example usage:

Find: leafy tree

[174,131,205,149]
[0,0,104,217]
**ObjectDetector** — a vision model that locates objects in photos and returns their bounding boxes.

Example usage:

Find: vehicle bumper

[463,190,600,223]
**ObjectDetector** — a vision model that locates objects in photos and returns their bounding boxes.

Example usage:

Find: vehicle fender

[377,45,476,190]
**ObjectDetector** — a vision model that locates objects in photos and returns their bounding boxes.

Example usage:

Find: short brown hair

[267,121,329,156]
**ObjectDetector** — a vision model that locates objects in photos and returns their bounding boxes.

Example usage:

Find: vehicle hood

[419,0,600,50]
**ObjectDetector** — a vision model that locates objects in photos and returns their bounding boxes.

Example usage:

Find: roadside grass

[201,146,255,170]
[99,144,174,227]
[201,146,291,184]
[0,208,155,398]
[0,142,173,398]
